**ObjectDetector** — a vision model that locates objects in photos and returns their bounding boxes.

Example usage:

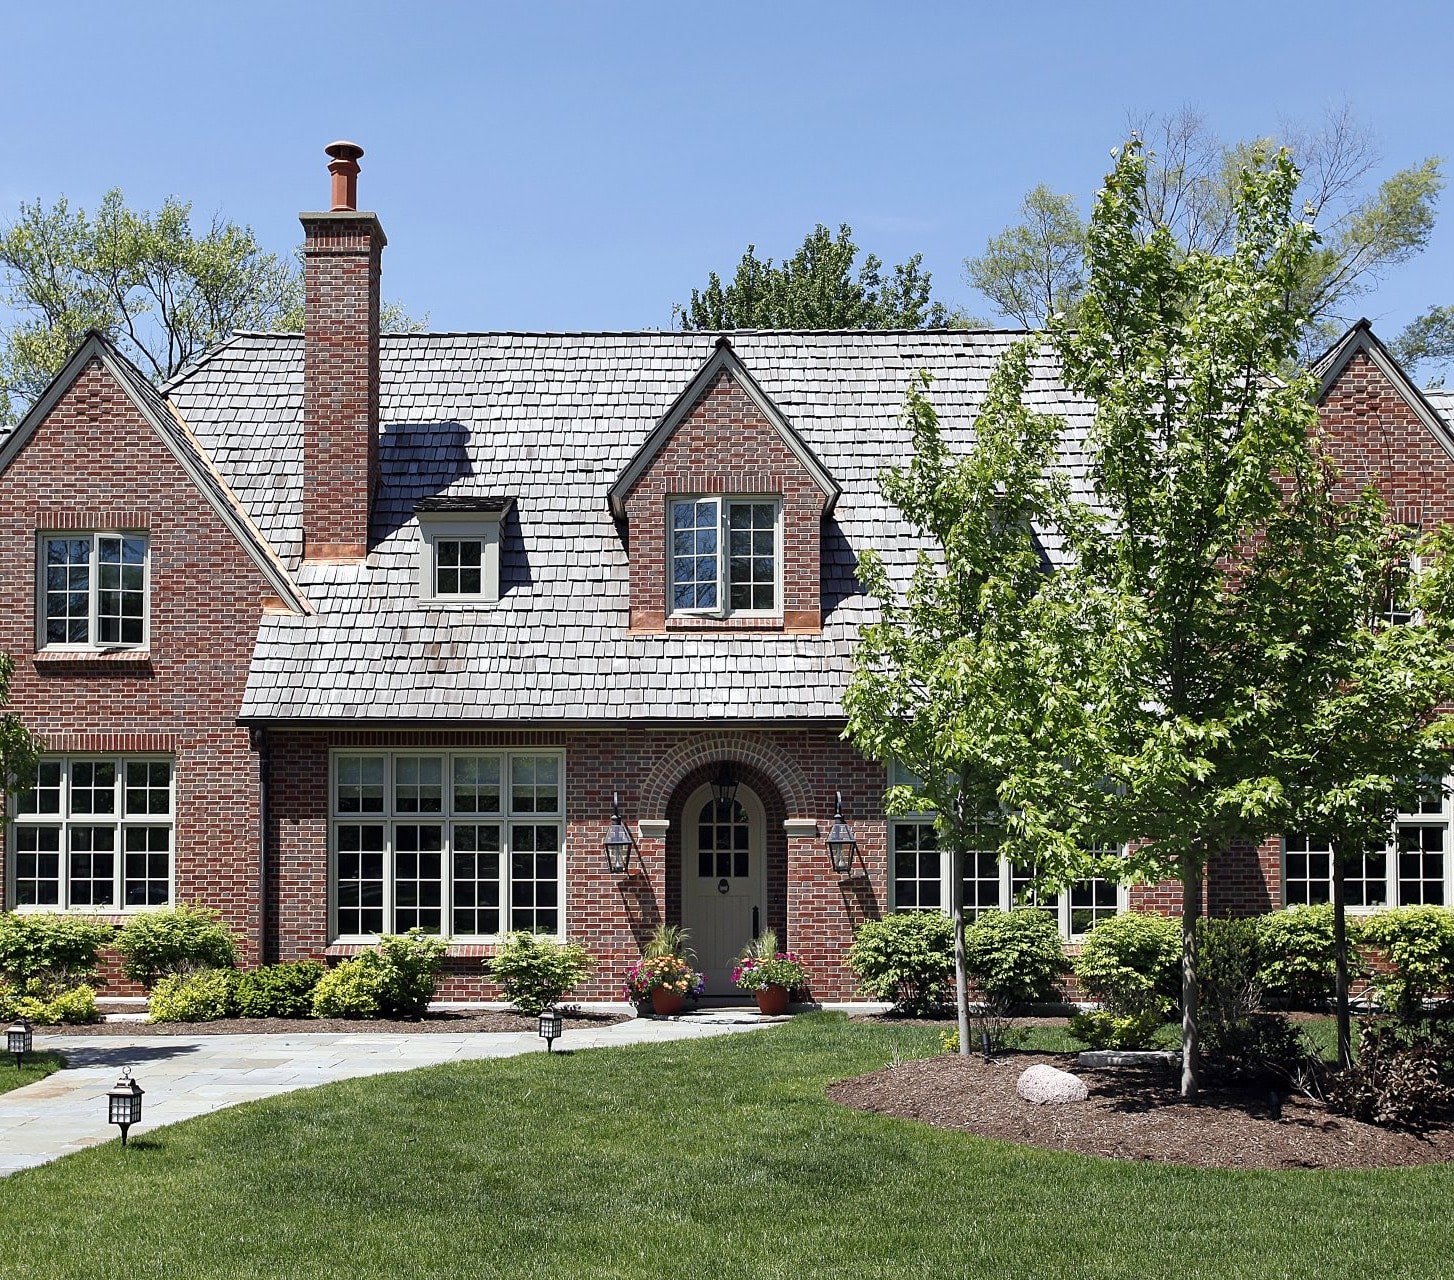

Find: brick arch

[639,734,814,821]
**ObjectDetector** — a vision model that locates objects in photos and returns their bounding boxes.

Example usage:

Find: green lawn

[0,1014,1448,1279]
[0,1049,62,1096]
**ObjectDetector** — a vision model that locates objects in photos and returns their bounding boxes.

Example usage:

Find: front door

[682,783,766,995]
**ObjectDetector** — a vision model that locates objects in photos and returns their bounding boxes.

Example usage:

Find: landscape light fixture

[108,1067,144,1146]
[6,1020,31,1068]
[826,791,858,876]
[538,1007,563,1052]
[711,761,738,810]
[604,792,634,875]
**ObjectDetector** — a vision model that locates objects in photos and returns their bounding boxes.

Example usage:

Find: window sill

[326,940,544,958]
[33,649,152,666]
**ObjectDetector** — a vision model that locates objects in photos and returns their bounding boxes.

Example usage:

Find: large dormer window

[415,497,514,605]
[670,497,780,617]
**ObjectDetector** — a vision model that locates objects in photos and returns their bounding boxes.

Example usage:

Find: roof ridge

[225,328,1034,340]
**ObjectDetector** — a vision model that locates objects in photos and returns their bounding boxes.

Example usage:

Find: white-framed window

[1379,529,1420,627]
[39,532,149,649]
[10,757,174,910]
[669,496,781,617]
[886,769,1123,937]
[1283,779,1452,908]
[330,750,564,940]
[415,502,510,604]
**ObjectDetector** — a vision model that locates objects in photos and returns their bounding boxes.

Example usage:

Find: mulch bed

[33,1009,630,1037]
[829,1049,1454,1170]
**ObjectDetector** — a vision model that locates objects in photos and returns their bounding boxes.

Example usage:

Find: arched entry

[680,782,767,992]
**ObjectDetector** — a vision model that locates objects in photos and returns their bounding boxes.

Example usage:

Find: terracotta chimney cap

[325,141,365,212]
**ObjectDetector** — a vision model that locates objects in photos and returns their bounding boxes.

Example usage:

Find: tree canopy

[964,108,1446,368]
[0,189,423,426]
[677,223,956,330]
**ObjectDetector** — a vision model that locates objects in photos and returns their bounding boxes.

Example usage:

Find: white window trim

[1282,780,1454,910]
[416,512,504,604]
[327,749,566,943]
[9,755,175,912]
[36,531,150,651]
[887,812,1126,939]
[666,495,783,620]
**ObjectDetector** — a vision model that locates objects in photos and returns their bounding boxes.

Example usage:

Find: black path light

[108,1067,144,1146]
[711,761,738,810]
[604,792,634,875]
[538,1007,563,1052]
[6,1020,31,1068]
[826,791,859,876]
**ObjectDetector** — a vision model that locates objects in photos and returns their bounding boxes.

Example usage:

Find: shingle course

[167,330,1096,722]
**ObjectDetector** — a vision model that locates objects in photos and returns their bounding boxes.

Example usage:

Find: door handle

[752,906,760,939]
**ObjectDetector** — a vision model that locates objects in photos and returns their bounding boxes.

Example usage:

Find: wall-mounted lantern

[826,791,858,877]
[604,792,634,875]
[711,761,738,810]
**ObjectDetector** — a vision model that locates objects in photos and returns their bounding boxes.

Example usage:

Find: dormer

[415,496,515,605]
[609,339,840,634]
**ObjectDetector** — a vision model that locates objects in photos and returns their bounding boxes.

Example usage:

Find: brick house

[2,144,1451,1002]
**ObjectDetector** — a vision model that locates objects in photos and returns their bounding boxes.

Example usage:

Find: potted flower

[624,954,705,1016]
[732,930,807,1015]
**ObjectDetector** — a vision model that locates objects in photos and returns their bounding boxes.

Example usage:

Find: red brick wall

[301,212,382,560]
[266,725,887,1001]
[622,369,826,633]
[0,356,274,980]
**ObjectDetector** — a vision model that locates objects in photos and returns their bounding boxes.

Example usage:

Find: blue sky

[4,1,1452,352]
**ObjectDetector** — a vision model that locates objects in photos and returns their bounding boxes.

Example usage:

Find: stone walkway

[0,1011,783,1176]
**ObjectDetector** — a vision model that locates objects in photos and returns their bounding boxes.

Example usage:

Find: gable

[608,338,840,519]
[0,334,307,614]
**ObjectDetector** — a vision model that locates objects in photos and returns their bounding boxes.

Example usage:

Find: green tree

[0,190,297,423]
[1041,139,1330,1097]
[843,342,1106,1054]
[1247,480,1454,1065]
[0,190,424,426]
[965,108,1445,364]
[0,652,43,826]
[678,223,954,330]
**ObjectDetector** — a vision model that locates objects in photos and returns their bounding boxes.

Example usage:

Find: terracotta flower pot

[651,988,685,1016]
[755,984,790,1016]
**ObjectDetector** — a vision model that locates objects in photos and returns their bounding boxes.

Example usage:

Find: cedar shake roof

[164,329,1099,723]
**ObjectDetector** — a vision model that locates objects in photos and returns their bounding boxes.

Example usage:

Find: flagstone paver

[0,1011,782,1176]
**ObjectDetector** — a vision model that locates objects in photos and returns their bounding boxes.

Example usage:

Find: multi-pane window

[434,539,483,598]
[1283,780,1451,908]
[669,497,780,616]
[331,751,564,939]
[40,533,148,648]
[697,798,750,879]
[10,758,173,909]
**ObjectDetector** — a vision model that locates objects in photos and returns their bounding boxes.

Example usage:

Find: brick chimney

[299,140,386,562]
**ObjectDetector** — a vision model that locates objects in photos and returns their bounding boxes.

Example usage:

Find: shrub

[234,961,326,1019]
[961,909,1066,1006]
[1068,1009,1163,1050]
[489,933,593,1014]
[1359,906,1454,1021]
[311,931,447,1020]
[0,913,112,988]
[14,983,101,1025]
[848,912,955,1015]
[1197,915,1264,1027]
[116,905,240,986]
[1257,904,1340,1009]
[1326,1017,1454,1131]
[1201,1012,1308,1087]
[311,957,384,1019]
[1072,911,1180,1018]
[148,969,238,1023]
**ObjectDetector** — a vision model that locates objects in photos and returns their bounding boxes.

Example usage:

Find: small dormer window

[415,497,514,605]
[670,497,780,617]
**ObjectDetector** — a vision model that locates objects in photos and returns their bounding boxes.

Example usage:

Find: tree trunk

[950,839,970,1057]
[1180,859,1202,1099]
[1332,845,1353,1070]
